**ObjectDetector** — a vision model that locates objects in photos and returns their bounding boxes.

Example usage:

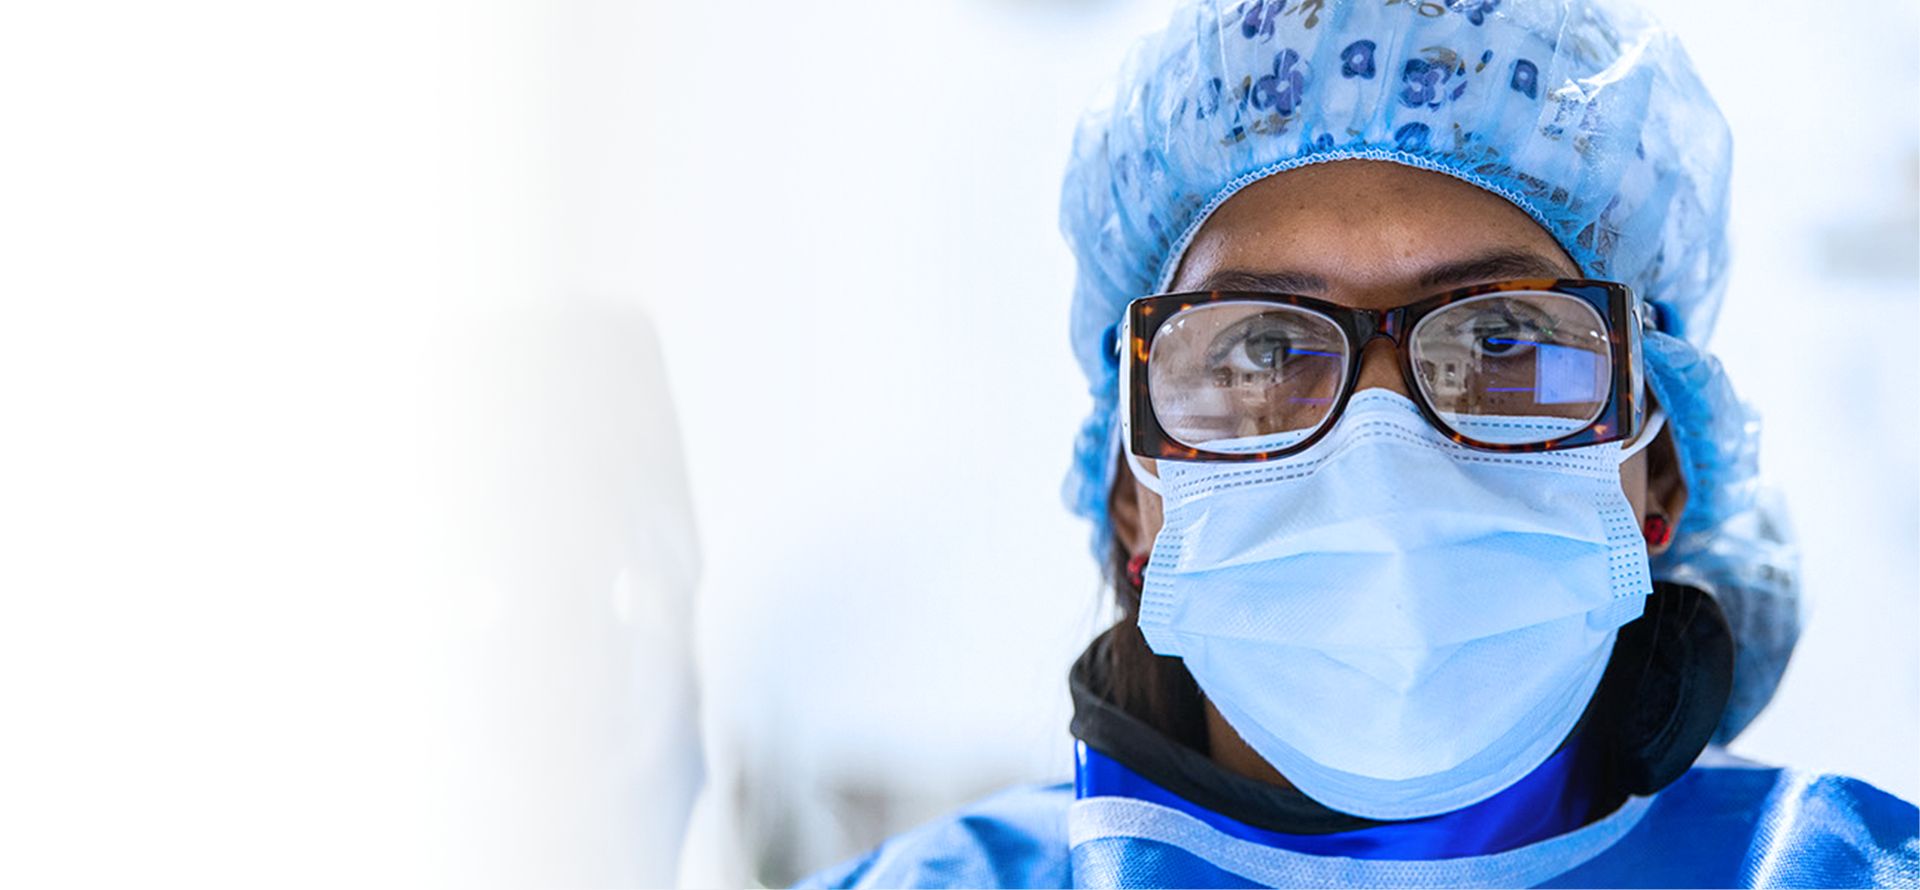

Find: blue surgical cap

[1058,0,1799,743]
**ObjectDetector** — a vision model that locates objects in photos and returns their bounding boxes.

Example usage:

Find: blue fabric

[1073,740,1596,859]
[1056,0,1800,745]
[798,764,1919,888]
[1071,837,1266,889]
[795,784,1073,890]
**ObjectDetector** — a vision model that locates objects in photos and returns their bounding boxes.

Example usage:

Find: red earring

[1643,513,1672,548]
[1126,553,1150,590]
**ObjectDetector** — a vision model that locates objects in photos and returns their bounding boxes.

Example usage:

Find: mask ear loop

[1617,408,1668,463]
[1125,447,1165,497]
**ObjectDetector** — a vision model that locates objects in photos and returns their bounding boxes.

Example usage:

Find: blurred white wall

[640,2,1173,884]
[1,1,704,885]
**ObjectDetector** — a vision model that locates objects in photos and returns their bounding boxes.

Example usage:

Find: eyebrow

[1192,249,1575,295]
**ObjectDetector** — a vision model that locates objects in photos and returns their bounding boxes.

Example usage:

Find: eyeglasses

[1121,278,1651,462]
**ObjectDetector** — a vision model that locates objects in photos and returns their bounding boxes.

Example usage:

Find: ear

[1644,423,1690,558]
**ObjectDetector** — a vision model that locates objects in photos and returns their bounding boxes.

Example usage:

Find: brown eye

[1472,326,1535,357]
[1246,328,1293,369]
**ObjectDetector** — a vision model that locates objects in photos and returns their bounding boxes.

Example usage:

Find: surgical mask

[1130,389,1665,820]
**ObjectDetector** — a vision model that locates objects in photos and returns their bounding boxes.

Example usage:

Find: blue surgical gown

[798,760,1920,888]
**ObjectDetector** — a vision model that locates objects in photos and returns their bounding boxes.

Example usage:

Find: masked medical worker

[799,0,1920,886]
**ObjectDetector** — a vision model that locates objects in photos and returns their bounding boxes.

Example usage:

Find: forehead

[1167,160,1580,308]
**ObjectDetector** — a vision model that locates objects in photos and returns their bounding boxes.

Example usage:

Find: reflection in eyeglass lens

[1410,292,1611,444]
[1148,303,1347,449]
[1144,292,1614,452]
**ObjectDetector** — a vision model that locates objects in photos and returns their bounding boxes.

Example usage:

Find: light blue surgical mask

[1130,389,1665,820]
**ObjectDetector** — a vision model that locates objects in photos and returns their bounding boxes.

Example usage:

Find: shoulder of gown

[1549,760,1919,888]
[795,783,1074,890]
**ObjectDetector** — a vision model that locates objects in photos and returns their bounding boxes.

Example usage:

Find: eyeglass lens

[1145,291,1612,451]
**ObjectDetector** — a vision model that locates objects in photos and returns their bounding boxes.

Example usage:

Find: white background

[1,0,1913,886]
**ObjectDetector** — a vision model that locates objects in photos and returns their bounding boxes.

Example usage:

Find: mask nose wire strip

[1124,409,1665,500]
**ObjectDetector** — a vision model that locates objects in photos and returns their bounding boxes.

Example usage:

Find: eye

[1207,315,1298,375]
[1474,327,1533,357]
[1240,327,1293,370]
[1462,304,1555,359]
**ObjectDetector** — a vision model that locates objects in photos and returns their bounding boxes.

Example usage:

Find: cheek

[1618,451,1650,524]
[1132,481,1166,553]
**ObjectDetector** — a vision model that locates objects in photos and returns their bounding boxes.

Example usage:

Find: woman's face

[1109,159,1689,787]
[1113,159,1687,562]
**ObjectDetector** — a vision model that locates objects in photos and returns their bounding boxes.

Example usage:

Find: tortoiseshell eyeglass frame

[1120,278,1649,463]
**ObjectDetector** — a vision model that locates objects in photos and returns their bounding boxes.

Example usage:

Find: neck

[1204,699,1297,789]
